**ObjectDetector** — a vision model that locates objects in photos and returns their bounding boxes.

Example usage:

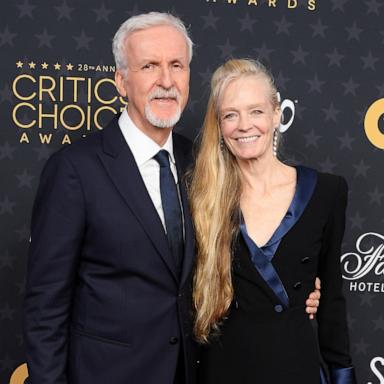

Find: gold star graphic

[29,61,36,69]
[66,63,74,71]
[16,60,23,68]
[54,62,61,70]
[41,62,49,69]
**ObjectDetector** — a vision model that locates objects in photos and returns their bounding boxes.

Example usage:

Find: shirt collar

[118,109,175,166]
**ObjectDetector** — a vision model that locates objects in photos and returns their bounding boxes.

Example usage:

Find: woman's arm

[317,176,356,384]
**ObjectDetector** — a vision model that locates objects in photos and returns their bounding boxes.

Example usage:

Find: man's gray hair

[112,12,194,74]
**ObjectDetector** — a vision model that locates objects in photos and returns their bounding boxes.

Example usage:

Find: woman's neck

[238,156,291,195]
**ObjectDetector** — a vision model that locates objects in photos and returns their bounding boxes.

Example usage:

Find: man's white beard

[144,104,182,129]
[145,86,182,128]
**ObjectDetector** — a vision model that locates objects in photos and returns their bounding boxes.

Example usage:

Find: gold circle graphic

[9,363,28,384]
[364,98,384,149]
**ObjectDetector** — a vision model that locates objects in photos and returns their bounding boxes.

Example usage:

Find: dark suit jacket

[24,116,197,384]
[198,172,355,384]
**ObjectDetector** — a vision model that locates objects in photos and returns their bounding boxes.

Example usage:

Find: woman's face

[219,75,280,162]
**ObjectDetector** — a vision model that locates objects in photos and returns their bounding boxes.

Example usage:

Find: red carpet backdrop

[1,0,383,382]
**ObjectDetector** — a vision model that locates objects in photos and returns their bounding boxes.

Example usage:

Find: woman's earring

[273,128,278,157]
[220,136,225,152]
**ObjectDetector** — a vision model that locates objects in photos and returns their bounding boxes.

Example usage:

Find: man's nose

[157,66,173,89]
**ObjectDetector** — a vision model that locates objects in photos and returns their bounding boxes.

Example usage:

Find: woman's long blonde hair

[190,58,280,343]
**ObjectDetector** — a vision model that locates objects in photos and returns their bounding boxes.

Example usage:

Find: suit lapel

[98,118,179,283]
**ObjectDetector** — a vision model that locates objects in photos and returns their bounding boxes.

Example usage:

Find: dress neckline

[239,165,318,307]
[240,165,318,261]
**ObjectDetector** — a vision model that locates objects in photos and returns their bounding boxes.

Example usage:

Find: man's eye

[142,64,155,71]
[251,109,262,115]
[172,63,183,70]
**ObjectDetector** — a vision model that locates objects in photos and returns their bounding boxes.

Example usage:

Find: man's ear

[115,70,127,98]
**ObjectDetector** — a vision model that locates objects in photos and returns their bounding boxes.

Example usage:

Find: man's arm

[24,151,85,384]
[306,277,321,320]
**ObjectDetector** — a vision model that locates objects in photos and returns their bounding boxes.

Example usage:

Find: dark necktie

[154,150,184,271]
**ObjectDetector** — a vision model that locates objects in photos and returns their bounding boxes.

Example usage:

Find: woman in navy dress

[189,59,356,383]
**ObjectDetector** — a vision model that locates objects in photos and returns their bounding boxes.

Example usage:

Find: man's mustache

[148,87,180,102]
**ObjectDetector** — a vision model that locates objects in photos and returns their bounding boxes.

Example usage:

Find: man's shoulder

[173,132,194,173]
[58,116,118,153]
[173,132,193,151]
[46,116,119,166]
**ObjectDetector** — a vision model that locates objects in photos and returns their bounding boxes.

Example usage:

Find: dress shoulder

[316,171,348,197]
[301,168,348,217]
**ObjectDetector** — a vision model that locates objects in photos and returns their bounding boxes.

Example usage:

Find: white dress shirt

[118,109,179,231]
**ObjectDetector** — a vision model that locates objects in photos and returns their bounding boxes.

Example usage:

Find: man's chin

[152,117,180,129]
[145,106,181,129]
[150,107,178,119]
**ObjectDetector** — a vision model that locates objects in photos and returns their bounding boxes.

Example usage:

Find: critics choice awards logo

[204,0,317,11]
[364,98,384,150]
[11,60,126,145]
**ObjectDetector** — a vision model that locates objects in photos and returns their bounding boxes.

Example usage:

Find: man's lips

[151,97,177,103]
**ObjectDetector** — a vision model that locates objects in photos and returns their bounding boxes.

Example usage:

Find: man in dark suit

[24,12,196,384]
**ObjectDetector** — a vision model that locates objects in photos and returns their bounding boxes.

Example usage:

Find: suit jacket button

[170,336,179,345]
[274,304,283,313]
[293,281,302,290]
[301,256,310,264]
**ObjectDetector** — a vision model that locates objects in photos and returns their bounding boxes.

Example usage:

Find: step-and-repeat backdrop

[1,0,383,383]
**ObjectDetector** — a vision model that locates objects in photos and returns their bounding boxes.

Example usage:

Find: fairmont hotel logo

[341,232,384,293]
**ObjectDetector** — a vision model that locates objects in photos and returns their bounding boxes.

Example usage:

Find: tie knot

[154,150,171,168]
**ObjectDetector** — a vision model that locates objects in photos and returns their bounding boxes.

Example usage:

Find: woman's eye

[223,113,236,120]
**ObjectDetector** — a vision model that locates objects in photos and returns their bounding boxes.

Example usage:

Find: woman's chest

[233,200,331,307]
[241,185,296,247]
